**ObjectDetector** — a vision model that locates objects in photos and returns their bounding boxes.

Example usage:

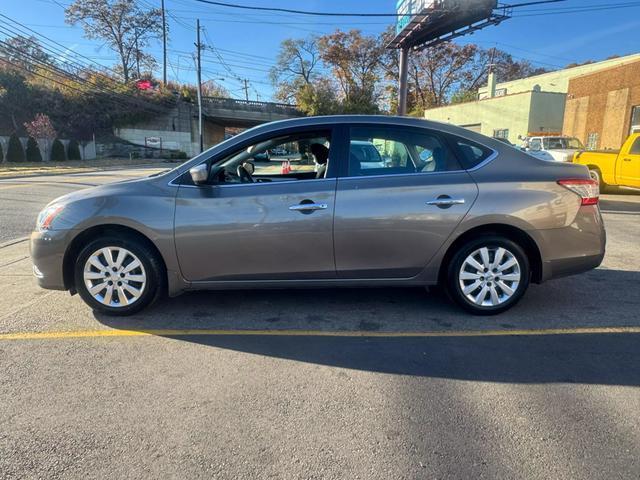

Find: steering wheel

[237,164,254,183]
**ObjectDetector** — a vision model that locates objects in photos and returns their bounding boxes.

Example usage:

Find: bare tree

[0,35,54,73]
[270,37,320,104]
[65,0,163,83]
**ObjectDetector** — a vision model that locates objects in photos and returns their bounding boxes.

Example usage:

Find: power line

[189,0,412,17]
[0,18,176,113]
[0,45,169,116]
[512,1,640,16]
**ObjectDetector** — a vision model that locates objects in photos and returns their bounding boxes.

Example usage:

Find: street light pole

[195,19,203,153]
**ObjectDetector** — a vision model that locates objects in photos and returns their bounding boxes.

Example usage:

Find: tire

[445,236,530,316]
[74,234,165,316]
[589,168,608,194]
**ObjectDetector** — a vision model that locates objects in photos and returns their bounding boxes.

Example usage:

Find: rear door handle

[289,203,328,212]
[427,198,466,207]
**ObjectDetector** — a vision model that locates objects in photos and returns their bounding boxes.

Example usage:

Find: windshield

[543,137,585,150]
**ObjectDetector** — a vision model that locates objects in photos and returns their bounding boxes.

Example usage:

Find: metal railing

[202,96,301,116]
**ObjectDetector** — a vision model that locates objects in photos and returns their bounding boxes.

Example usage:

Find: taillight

[557,179,599,206]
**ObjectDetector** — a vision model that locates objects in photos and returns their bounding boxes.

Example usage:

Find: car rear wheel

[446,236,530,315]
[74,235,164,316]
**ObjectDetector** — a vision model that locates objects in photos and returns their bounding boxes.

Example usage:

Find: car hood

[46,176,157,207]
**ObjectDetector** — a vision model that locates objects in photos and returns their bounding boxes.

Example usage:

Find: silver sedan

[31,116,605,316]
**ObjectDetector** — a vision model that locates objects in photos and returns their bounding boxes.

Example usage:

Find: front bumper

[30,229,72,291]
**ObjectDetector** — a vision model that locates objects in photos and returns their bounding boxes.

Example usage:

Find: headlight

[36,204,65,231]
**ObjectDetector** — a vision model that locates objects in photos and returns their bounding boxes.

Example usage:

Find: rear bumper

[533,205,606,282]
[542,253,605,282]
[30,229,71,291]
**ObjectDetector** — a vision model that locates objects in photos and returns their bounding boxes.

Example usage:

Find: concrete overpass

[113,98,303,156]
[202,97,302,127]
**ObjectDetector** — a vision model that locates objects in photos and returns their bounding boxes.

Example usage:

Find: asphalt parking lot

[1,169,639,479]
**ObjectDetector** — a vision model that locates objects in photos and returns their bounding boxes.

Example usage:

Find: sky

[2,0,640,102]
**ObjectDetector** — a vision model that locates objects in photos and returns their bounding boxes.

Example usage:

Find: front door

[618,136,640,188]
[334,125,480,279]
[174,128,337,282]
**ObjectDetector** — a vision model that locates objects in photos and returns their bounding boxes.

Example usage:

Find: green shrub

[26,137,43,162]
[51,138,66,161]
[6,134,25,162]
[67,139,82,160]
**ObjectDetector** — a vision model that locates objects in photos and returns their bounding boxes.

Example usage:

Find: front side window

[189,130,332,186]
[630,137,640,155]
[348,127,460,177]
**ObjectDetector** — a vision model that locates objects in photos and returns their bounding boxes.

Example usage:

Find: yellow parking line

[1,326,639,341]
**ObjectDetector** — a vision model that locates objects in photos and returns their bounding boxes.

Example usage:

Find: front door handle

[289,203,328,212]
[427,197,466,208]
[623,158,633,162]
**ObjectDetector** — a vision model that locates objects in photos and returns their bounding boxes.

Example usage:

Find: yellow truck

[573,134,640,190]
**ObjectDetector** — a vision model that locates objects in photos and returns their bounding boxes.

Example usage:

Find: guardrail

[202,97,301,116]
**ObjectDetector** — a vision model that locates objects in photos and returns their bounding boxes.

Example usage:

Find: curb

[0,163,173,181]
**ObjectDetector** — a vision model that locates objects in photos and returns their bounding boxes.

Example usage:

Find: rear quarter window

[451,137,494,169]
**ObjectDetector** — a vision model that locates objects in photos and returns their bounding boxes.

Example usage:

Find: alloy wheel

[83,247,147,307]
[458,247,521,307]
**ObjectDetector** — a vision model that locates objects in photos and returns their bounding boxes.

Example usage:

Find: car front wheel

[74,235,164,316]
[446,236,530,315]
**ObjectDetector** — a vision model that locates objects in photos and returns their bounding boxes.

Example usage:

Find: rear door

[333,125,480,279]
[618,136,640,187]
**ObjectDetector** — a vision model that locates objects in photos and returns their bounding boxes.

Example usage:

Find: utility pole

[161,0,167,85]
[243,79,249,102]
[195,19,203,153]
[135,27,141,79]
[398,47,409,116]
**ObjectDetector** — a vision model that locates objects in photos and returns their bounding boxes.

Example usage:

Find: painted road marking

[1,326,639,341]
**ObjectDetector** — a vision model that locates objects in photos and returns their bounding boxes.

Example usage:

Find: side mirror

[189,164,209,185]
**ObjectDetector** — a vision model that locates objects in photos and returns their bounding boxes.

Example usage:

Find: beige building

[425,53,640,143]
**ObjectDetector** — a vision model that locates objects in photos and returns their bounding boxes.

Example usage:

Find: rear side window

[451,137,494,169]
[348,127,461,177]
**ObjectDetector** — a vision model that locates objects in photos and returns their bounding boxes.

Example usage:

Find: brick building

[563,59,640,150]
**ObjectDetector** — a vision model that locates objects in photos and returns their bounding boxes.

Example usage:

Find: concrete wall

[563,59,640,150]
[0,136,96,161]
[114,102,197,155]
[478,53,640,98]
[115,127,195,155]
